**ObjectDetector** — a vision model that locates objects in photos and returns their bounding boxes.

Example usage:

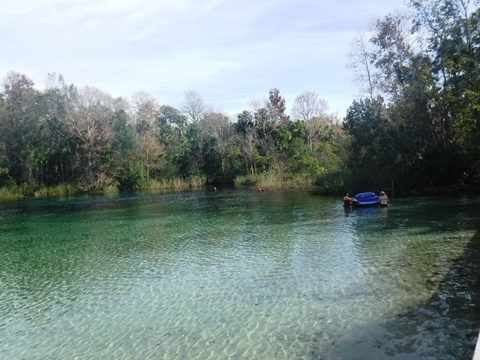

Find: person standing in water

[379,191,389,206]
[343,192,357,208]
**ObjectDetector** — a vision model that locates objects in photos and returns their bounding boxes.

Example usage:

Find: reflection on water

[0,191,479,359]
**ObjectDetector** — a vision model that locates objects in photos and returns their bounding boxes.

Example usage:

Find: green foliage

[4,2,480,198]
[115,163,145,190]
[314,170,349,195]
[236,111,254,134]
[158,105,187,126]
[342,98,395,189]
[0,79,346,195]
[235,169,315,190]
[33,184,77,197]
[341,1,480,193]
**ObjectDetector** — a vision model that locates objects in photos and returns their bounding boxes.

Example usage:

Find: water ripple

[0,191,479,359]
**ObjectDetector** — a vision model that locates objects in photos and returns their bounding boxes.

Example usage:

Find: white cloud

[0,0,409,116]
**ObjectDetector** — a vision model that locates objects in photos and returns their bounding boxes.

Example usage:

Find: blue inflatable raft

[354,192,380,206]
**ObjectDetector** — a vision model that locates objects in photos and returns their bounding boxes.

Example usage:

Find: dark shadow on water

[313,228,480,359]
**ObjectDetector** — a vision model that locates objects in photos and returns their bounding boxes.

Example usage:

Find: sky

[0,0,408,119]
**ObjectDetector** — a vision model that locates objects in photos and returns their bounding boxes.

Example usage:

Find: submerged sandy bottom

[0,192,479,359]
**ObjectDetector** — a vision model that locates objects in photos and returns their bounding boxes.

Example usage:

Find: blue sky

[1,0,407,118]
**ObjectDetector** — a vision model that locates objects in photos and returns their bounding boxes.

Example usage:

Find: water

[0,190,479,359]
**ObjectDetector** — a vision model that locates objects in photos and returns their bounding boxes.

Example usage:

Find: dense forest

[1,0,480,197]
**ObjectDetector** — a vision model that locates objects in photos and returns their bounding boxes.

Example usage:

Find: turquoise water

[0,190,479,359]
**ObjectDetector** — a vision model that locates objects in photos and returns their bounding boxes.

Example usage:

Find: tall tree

[132,91,160,132]
[108,109,142,189]
[198,112,235,181]
[182,90,207,123]
[41,74,73,184]
[343,98,394,189]
[64,86,118,191]
[291,91,328,121]
[370,12,415,100]
[291,91,330,151]
[158,105,187,127]
[0,71,44,186]
[408,0,479,183]
[156,109,190,178]
[235,110,256,175]
[347,30,380,100]
[268,88,289,124]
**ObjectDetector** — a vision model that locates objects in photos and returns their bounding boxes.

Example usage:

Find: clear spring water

[0,189,479,359]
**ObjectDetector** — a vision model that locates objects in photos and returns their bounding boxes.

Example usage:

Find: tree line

[344,0,480,194]
[1,0,480,197]
[0,73,343,195]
